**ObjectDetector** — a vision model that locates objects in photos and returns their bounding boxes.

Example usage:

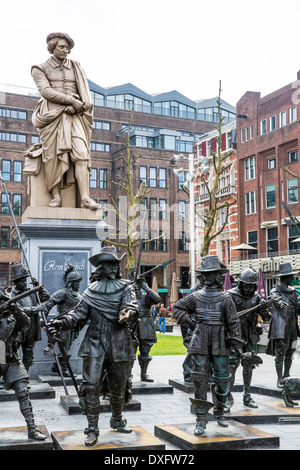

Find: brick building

[194,120,238,268]
[0,81,235,302]
[231,71,300,294]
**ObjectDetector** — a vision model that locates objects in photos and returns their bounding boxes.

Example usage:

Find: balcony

[195,185,236,204]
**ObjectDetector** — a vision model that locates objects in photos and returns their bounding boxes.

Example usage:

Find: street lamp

[173,153,196,288]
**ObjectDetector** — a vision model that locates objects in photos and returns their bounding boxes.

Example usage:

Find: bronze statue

[42,265,82,376]
[10,263,50,374]
[47,246,139,446]
[29,32,98,209]
[0,290,46,440]
[227,268,270,408]
[132,277,161,382]
[172,256,242,436]
[266,263,300,388]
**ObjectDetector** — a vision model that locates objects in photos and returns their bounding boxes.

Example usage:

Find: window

[31,135,40,144]
[149,198,157,219]
[164,135,176,150]
[0,107,27,120]
[290,106,297,123]
[159,231,167,251]
[179,200,186,220]
[241,128,245,143]
[99,200,107,220]
[149,167,157,187]
[268,158,276,169]
[0,227,10,249]
[245,191,256,215]
[207,140,211,157]
[140,166,147,185]
[0,263,9,286]
[2,160,11,181]
[250,125,253,139]
[159,199,167,220]
[287,179,298,203]
[279,111,286,127]
[260,120,267,135]
[245,156,256,180]
[90,142,111,152]
[93,120,110,130]
[288,224,300,253]
[158,168,166,188]
[226,131,232,149]
[179,231,188,251]
[266,185,276,208]
[289,150,299,163]
[90,168,97,188]
[13,161,22,182]
[247,230,258,256]
[149,230,157,251]
[1,193,10,215]
[270,115,276,131]
[0,132,26,143]
[99,169,107,189]
[12,194,22,215]
[267,227,278,255]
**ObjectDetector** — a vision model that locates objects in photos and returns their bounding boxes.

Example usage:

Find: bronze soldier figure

[266,263,300,388]
[47,246,139,447]
[132,277,161,382]
[0,290,46,440]
[172,256,242,436]
[10,263,50,374]
[227,268,270,408]
[42,264,82,376]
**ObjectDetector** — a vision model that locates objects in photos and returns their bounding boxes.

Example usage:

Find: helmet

[238,268,258,284]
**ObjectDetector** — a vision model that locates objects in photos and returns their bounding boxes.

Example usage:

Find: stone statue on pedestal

[26,32,99,210]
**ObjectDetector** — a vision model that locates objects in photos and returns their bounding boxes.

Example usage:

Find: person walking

[158,303,168,334]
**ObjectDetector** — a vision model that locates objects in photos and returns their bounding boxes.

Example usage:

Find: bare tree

[106,110,163,273]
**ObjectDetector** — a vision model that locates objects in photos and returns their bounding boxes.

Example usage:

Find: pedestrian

[158,303,168,333]
[152,305,158,322]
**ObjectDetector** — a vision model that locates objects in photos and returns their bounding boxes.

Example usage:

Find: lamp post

[173,153,196,288]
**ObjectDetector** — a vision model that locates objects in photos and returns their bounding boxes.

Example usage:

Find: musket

[238,296,288,317]
[138,258,175,279]
[0,171,73,397]
[0,284,45,316]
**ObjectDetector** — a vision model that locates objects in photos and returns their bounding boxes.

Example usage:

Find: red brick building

[231,71,300,293]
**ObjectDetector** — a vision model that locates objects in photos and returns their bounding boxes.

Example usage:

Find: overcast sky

[2,0,300,107]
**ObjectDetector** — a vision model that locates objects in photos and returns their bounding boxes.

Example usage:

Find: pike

[238,296,288,317]
[0,285,45,316]
[139,258,175,279]
[0,171,77,397]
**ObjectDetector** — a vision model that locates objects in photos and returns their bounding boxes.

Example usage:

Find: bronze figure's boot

[190,397,214,436]
[84,386,100,446]
[243,365,257,408]
[110,396,132,433]
[211,376,231,427]
[138,355,154,382]
[14,381,46,440]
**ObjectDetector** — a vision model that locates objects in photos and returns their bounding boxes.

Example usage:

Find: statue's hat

[11,263,30,282]
[46,32,75,49]
[89,246,126,267]
[274,263,299,277]
[196,255,229,274]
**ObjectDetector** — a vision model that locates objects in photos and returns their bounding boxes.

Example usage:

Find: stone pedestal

[132,381,173,395]
[52,426,165,451]
[0,382,55,402]
[154,421,280,450]
[18,207,113,379]
[0,426,53,450]
[60,395,141,415]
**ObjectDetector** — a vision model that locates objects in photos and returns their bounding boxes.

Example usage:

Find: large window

[159,168,166,188]
[90,142,110,152]
[1,193,10,215]
[289,224,300,253]
[245,156,256,180]
[245,191,256,215]
[12,194,22,215]
[0,263,9,286]
[0,132,26,143]
[179,231,188,252]
[289,150,298,163]
[267,227,278,255]
[140,166,147,185]
[287,179,298,203]
[266,184,276,208]
[0,227,10,249]
[2,160,11,181]
[13,161,22,182]
[260,120,267,135]
[99,169,107,189]
[247,230,258,256]
[0,107,27,120]
[270,115,276,131]
[279,110,286,127]
[149,167,157,187]
[90,168,97,188]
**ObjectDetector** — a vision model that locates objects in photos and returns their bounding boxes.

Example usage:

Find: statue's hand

[71,97,85,113]
[64,105,77,115]
[118,308,135,325]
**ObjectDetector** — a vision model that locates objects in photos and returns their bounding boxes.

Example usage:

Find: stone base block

[51,426,165,450]
[0,382,55,402]
[132,381,173,395]
[60,395,141,415]
[154,420,280,450]
[0,426,53,450]
[38,374,83,387]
